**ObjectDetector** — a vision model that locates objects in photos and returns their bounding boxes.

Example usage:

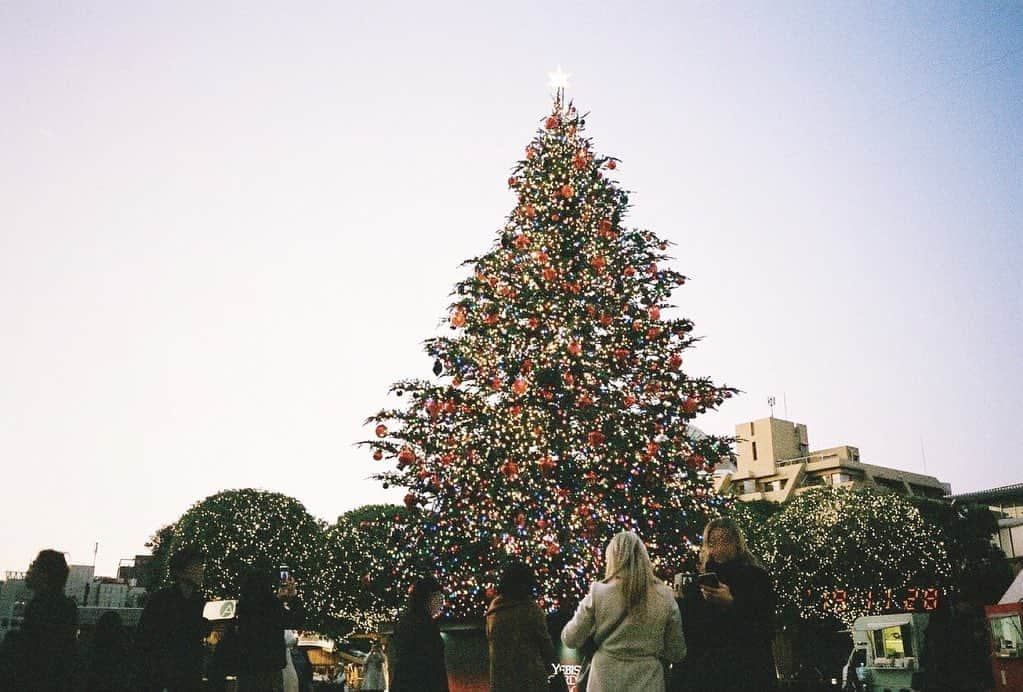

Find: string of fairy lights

[362,93,737,617]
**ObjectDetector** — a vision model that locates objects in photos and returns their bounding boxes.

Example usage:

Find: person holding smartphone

[669,518,776,692]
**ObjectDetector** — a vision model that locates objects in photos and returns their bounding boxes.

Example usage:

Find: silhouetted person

[236,569,305,692]
[133,546,208,692]
[486,561,556,692]
[0,549,78,692]
[85,610,132,692]
[207,621,241,692]
[387,576,449,692]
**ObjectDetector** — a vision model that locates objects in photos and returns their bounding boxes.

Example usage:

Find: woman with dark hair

[670,517,776,692]
[236,568,305,692]
[0,549,78,691]
[387,576,449,692]
[85,610,132,692]
[486,561,556,692]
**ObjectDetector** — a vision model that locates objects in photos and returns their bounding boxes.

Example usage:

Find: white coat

[562,580,686,692]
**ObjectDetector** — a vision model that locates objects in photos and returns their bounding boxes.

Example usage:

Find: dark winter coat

[132,585,208,692]
[486,595,556,692]
[387,606,449,692]
[237,596,305,674]
[671,559,776,692]
[0,591,78,692]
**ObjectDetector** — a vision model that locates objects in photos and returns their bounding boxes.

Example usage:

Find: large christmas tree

[365,90,736,617]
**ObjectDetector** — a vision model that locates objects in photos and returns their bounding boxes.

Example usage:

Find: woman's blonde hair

[698,517,759,570]
[603,531,659,611]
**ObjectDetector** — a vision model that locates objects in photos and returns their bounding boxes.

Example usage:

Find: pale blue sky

[1,2,1020,577]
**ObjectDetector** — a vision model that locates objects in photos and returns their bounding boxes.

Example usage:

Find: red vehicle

[986,601,1023,690]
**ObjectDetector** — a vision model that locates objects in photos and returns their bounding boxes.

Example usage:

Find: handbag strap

[593,605,630,649]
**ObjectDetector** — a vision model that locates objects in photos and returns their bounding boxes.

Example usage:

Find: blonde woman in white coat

[562,531,686,692]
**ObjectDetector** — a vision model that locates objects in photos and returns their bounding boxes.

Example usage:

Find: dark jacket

[486,595,556,692]
[133,586,208,692]
[672,559,776,692]
[237,596,305,673]
[0,591,78,692]
[387,606,449,692]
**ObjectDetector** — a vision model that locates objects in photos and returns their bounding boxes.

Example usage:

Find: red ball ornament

[516,512,527,528]
[451,308,466,328]
[587,430,606,446]
[606,159,617,170]
[623,265,636,278]
[545,115,559,130]
[398,447,416,465]
[514,234,530,250]
[484,312,499,327]
[490,375,503,390]
[623,394,637,407]
[648,306,661,321]
[590,255,607,272]
[372,449,383,461]
[669,354,683,370]
[647,326,662,339]
[403,493,418,508]
[600,313,612,327]
[508,176,518,188]
[563,371,575,387]
[560,184,574,198]
[567,340,582,357]
[542,267,557,282]
[512,378,528,395]
[536,518,547,531]
[526,147,536,160]
[646,441,660,456]
[648,263,658,275]
[598,218,613,235]
[546,543,560,556]
[521,359,534,374]
[614,348,630,361]
[682,397,699,414]
[538,456,556,475]
[501,460,520,478]
[374,424,388,438]
[523,204,537,218]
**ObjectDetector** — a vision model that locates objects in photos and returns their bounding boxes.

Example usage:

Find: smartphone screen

[697,572,720,588]
[279,565,291,584]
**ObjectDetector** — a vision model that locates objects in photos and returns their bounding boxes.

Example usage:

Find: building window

[750,421,755,435]
[752,441,758,461]
[742,479,757,494]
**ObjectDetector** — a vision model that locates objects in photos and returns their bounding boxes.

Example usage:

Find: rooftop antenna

[768,396,776,417]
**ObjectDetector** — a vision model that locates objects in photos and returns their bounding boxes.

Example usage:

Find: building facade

[949,483,1023,573]
[714,416,951,503]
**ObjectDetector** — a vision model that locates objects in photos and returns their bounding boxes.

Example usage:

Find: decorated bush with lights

[309,505,412,636]
[364,92,738,617]
[168,488,326,608]
[761,486,950,625]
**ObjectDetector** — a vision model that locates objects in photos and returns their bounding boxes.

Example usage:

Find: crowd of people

[0,519,775,692]
[385,518,777,692]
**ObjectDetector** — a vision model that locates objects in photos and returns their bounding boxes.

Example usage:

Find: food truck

[845,613,929,692]
[986,569,1023,689]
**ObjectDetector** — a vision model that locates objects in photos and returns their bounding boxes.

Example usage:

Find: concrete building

[714,416,951,503]
[948,483,1023,572]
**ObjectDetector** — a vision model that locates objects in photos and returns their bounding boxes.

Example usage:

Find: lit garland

[361,95,738,617]
[760,487,951,626]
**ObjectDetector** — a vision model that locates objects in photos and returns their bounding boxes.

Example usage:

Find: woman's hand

[699,582,734,606]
